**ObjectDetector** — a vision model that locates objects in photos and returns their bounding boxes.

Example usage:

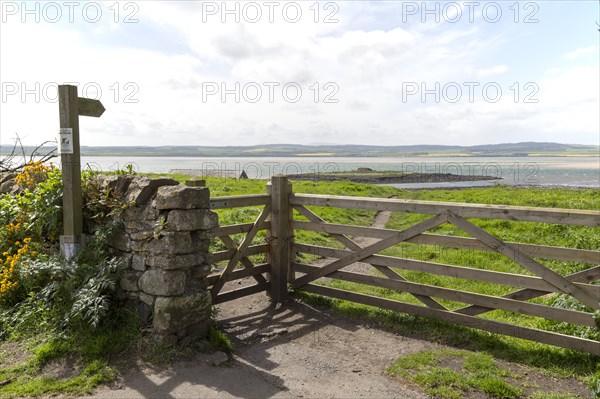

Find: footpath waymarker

[58,85,105,258]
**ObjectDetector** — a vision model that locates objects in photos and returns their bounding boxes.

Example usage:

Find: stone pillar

[107,177,218,342]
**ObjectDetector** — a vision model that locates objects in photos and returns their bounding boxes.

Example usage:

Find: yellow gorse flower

[15,161,55,190]
[0,238,32,295]
[2,163,54,299]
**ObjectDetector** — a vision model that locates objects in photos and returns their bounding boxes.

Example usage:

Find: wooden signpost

[58,85,105,258]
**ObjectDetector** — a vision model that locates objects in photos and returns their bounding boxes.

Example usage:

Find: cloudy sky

[0,0,598,147]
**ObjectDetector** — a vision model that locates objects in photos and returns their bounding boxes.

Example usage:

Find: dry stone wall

[102,176,218,342]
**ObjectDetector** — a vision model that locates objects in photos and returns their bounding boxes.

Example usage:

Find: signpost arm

[58,85,83,257]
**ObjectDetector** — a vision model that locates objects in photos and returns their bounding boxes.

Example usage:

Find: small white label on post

[62,243,77,259]
[58,128,74,154]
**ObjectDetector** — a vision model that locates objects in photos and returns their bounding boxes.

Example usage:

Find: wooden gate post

[267,175,293,302]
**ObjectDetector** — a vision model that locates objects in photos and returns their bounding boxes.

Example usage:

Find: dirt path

[92,294,432,399]
[214,294,432,399]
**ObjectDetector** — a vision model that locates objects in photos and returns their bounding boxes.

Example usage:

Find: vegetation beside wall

[0,163,133,397]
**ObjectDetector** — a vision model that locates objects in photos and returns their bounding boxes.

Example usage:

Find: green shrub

[1,165,129,338]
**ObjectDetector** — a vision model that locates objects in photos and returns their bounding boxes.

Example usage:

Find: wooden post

[186,178,206,187]
[58,85,83,258]
[57,85,105,258]
[267,176,292,302]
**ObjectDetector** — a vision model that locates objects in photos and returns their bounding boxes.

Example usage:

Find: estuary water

[78,156,600,189]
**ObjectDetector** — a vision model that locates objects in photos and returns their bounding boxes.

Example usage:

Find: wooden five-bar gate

[206,176,600,355]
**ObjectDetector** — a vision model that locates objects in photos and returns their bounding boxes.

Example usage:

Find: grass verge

[386,349,588,399]
[0,311,138,398]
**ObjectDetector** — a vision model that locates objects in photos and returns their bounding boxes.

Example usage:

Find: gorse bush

[0,238,33,300]
[0,161,62,241]
[14,161,55,190]
[0,162,61,304]
[0,164,129,338]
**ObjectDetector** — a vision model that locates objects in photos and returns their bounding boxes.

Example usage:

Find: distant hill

[2,142,598,158]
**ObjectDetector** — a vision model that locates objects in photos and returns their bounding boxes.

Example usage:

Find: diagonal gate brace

[293,205,447,310]
[218,235,268,285]
[292,212,449,289]
[211,204,272,297]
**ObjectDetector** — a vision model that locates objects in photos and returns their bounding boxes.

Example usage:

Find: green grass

[0,331,120,398]
[0,309,141,398]
[1,359,115,398]
[207,324,233,353]
[386,349,591,399]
